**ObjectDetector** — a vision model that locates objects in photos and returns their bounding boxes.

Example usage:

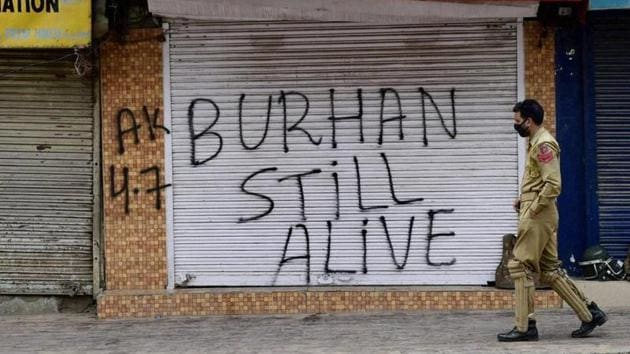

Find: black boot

[571,302,608,338]
[528,319,539,335]
[498,319,539,342]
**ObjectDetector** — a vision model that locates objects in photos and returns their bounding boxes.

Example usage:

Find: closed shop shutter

[592,13,630,259]
[167,20,519,286]
[0,50,94,295]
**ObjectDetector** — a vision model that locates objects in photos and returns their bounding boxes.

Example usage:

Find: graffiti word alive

[273,209,456,285]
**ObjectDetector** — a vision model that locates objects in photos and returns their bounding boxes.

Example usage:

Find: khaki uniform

[509,127,592,332]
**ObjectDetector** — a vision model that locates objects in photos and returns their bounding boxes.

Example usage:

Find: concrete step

[0,296,93,315]
[573,279,630,309]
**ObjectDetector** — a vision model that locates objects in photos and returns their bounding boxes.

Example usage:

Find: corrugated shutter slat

[592,14,630,259]
[0,50,93,295]
[168,20,518,286]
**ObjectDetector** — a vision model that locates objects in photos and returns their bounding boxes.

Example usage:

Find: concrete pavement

[1,307,629,353]
[575,280,630,308]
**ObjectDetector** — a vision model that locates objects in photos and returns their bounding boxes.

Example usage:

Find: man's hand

[513,198,521,213]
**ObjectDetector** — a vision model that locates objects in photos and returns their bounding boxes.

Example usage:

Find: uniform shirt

[520,127,562,215]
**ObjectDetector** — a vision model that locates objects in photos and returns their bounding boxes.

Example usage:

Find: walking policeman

[498,99,608,341]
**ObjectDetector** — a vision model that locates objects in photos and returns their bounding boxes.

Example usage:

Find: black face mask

[514,119,530,137]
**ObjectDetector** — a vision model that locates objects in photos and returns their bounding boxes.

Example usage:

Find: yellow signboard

[0,0,91,48]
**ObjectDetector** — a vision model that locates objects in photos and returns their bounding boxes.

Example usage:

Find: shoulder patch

[537,143,554,164]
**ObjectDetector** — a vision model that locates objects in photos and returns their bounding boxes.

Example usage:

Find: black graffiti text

[188,98,223,166]
[116,106,170,155]
[111,105,172,215]
[274,212,457,285]
[237,152,423,223]
[191,87,457,164]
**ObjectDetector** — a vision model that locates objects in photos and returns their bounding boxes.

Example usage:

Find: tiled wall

[98,288,561,319]
[101,28,168,290]
[98,24,562,318]
[524,20,557,136]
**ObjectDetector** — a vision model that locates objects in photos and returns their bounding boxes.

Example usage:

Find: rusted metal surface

[149,0,538,23]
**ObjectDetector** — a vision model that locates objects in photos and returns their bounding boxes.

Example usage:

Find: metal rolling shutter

[592,14,630,259]
[167,20,519,286]
[0,50,94,295]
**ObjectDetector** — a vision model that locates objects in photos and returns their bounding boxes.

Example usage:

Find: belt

[520,191,538,202]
